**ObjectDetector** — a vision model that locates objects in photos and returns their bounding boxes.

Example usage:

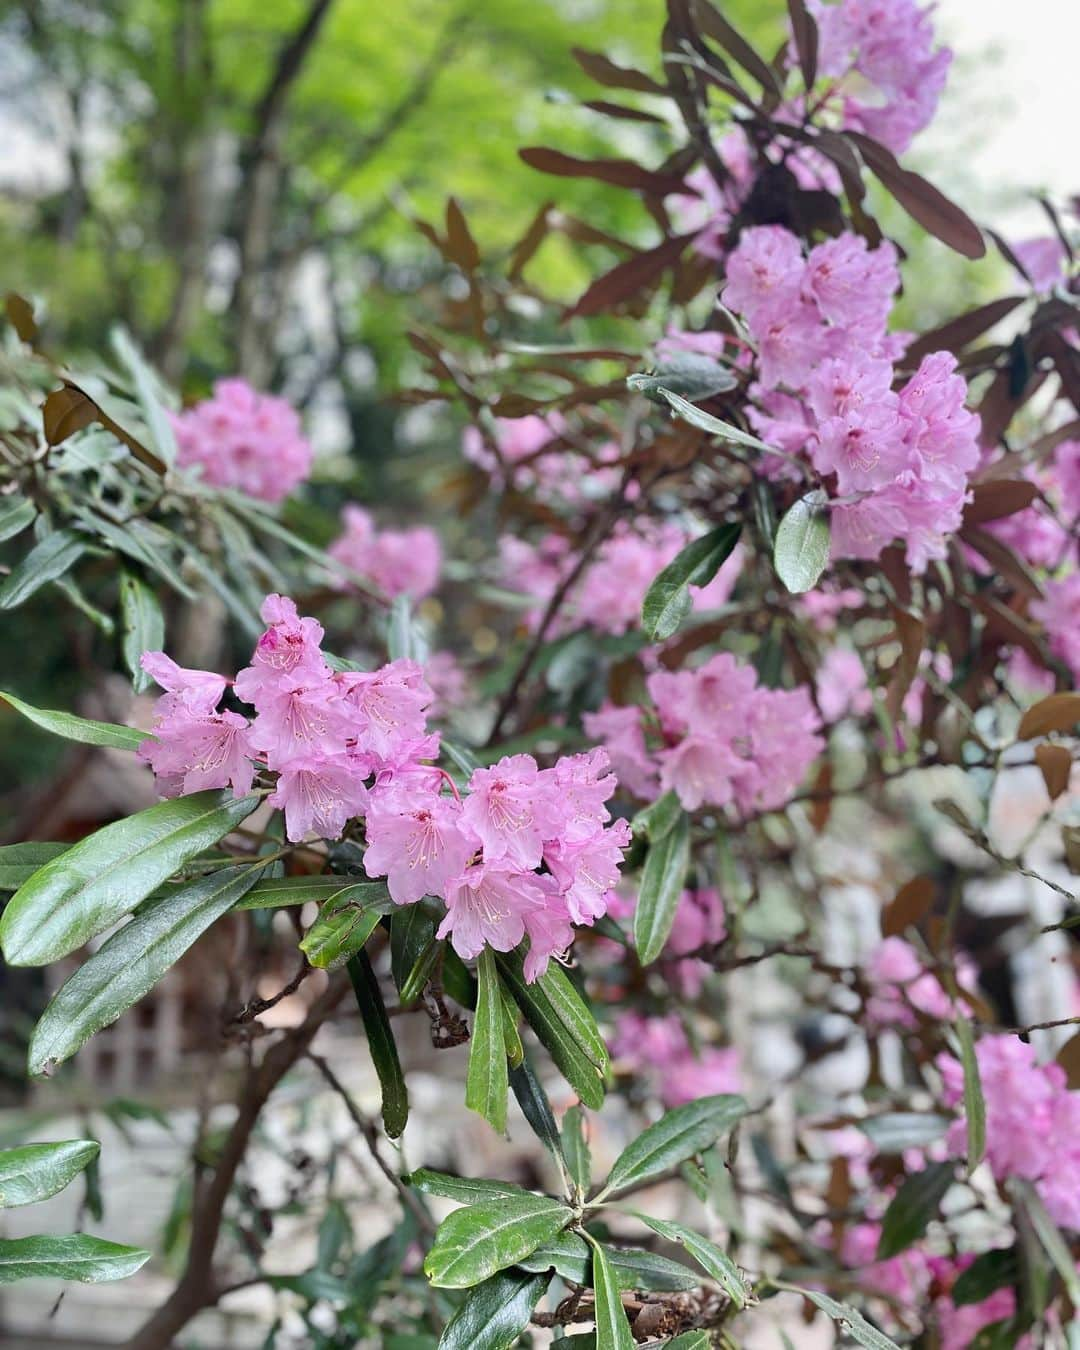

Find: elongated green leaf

[119,570,164,694]
[633,1215,747,1308]
[390,904,440,1004]
[0,1235,150,1284]
[775,1284,902,1350]
[517,1232,699,1292]
[536,965,608,1072]
[630,790,682,844]
[628,353,737,404]
[502,992,524,1069]
[0,529,87,609]
[509,1056,570,1169]
[1011,1178,1080,1307]
[0,690,145,751]
[773,491,830,594]
[586,1236,634,1350]
[347,951,408,1138]
[28,864,262,1075]
[387,594,427,662]
[641,523,741,641]
[0,790,258,966]
[299,885,388,970]
[857,1112,949,1154]
[498,954,605,1108]
[634,810,690,966]
[424,1193,573,1289]
[667,1333,710,1349]
[599,1095,748,1199]
[656,388,774,452]
[110,327,178,465]
[0,1141,100,1208]
[467,949,508,1133]
[407,1170,528,1204]
[236,874,364,910]
[0,842,71,891]
[876,1162,954,1260]
[0,498,36,543]
[951,1248,1018,1307]
[955,1014,986,1174]
[562,1106,591,1193]
[437,1268,550,1350]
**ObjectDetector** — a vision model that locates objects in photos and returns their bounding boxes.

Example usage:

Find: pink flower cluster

[329,505,442,600]
[587,652,824,815]
[607,886,727,997]
[940,1034,1080,1230]
[138,595,628,981]
[1033,572,1080,682]
[723,225,982,573]
[863,937,976,1029]
[809,0,952,154]
[815,646,872,723]
[611,1012,741,1109]
[463,415,622,506]
[171,378,312,503]
[500,519,743,638]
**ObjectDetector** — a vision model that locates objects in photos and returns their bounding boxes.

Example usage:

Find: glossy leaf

[28,864,263,1076]
[955,1014,986,1175]
[110,328,178,465]
[299,885,389,970]
[630,790,682,844]
[0,1235,150,1285]
[627,353,737,404]
[951,1248,1018,1307]
[0,529,87,609]
[0,689,146,752]
[424,1193,573,1289]
[0,498,36,543]
[347,951,409,1138]
[0,790,259,966]
[641,524,742,641]
[0,1141,100,1208]
[562,1106,591,1192]
[656,387,773,450]
[776,1284,902,1350]
[509,1057,570,1168]
[119,570,164,694]
[598,1094,748,1198]
[236,874,362,910]
[633,1215,747,1308]
[517,1232,699,1292]
[467,949,509,1133]
[586,1236,634,1350]
[437,1268,550,1350]
[407,1170,527,1204]
[634,809,690,965]
[773,491,830,594]
[498,953,606,1108]
[501,992,524,1069]
[0,843,71,892]
[391,904,440,1005]
[875,1162,954,1259]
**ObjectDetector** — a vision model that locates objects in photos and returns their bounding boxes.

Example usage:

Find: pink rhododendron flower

[364,787,474,907]
[864,937,971,1028]
[816,646,872,723]
[140,651,229,716]
[266,755,369,842]
[329,505,441,600]
[460,754,560,870]
[1053,439,1080,523]
[171,377,311,503]
[1013,236,1069,293]
[612,1012,742,1108]
[582,704,658,800]
[437,862,549,961]
[138,704,255,799]
[424,650,469,716]
[1031,572,1080,681]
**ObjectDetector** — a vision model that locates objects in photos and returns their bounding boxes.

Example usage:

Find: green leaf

[347,951,408,1138]
[424,1193,573,1289]
[501,991,524,1069]
[509,1056,570,1168]
[406,1170,528,1205]
[627,352,737,404]
[0,1235,150,1284]
[773,491,830,594]
[0,498,36,543]
[467,950,509,1134]
[110,327,178,465]
[0,689,146,751]
[585,1236,634,1350]
[856,1113,949,1154]
[437,1268,551,1350]
[562,1106,591,1193]
[630,790,682,844]
[955,1014,986,1174]
[667,1333,710,1350]
[655,388,774,452]
[236,874,360,910]
[598,1095,748,1199]
[119,570,164,694]
[774,1285,903,1350]
[0,529,87,609]
[536,964,608,1073]
[387,594,427,662]
[390,904,440,1005]
[0,843,71,892]
[634,809,690,966]
[1011,1178,1080,1308]
[951,1248,1018,1307]
[516,1232,699,1292]
[443,946,478,1009]
[299,885,388,970]
[632,1215,747,1308]
[0,790,259,967]
[27,864,263,1076]
[0,1141,100,1208]
[876,1162,954,1260]
[498,953,606,1108]
[641,523,742,641]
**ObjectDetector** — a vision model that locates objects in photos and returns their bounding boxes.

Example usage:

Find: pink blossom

[663,1046,742,1108]
[425,651,469,716]
[816,646,872,723]
[247,674,356,770]
[171,377,311,503]
[657,735,743,812]
[1031,572,1080,682]
[140,652,228,715]
[1053,439,1080,524]
[583,704,658,800]
[545,818,631,925]
[803,235,899,332]
[234,594,327,706]
[340,660,433,761]
[329,505,441,600]
[898,352,981,492]
[437,862,549,961]
[722,226,806,324]
[648,651,760,740]
[460,754,561,870]
[267,754,370,843]
[138,707,255,799]
[364,788,474,907]
[1013,236,1068,293]
[754,299,830,391]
